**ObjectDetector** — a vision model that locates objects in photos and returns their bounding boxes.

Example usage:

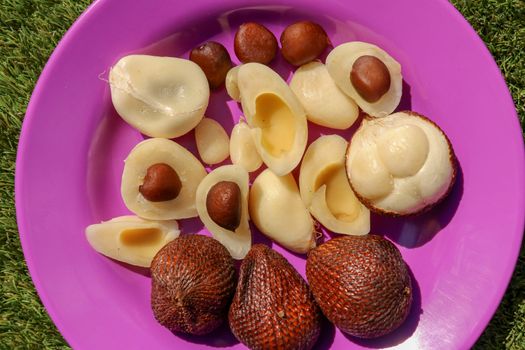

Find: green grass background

[0,0,523,348]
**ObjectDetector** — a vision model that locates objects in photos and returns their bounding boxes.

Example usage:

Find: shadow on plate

[313,316,337,350]
[396,80,412,112]
[373,161,464,248]
[175,319,240,348]
[343,265,422,348]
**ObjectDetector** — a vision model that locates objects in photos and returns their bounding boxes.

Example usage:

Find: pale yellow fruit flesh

[195,117,230,165]
[229,120,262,172]
[121,138,207,220]
[195,165,251,259]
[299,135,370,235]
[86,215,179,267]
[109,55,209,138]
[250,169,315,253]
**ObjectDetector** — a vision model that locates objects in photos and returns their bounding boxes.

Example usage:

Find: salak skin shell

[306,235,412,338]
[229,244,322,350]
[151,234,236,335]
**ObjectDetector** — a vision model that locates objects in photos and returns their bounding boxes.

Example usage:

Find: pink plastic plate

[15,0,525,349]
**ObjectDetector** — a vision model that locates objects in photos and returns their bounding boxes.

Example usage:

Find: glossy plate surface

[15,0,525,349]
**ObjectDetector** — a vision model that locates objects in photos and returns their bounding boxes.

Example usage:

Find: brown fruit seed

[206,181,241,231]
[151,235,236,335]
[306,235,412,338]
[234,22,278,64]
[190,41,233,89]
[350,55,391,103]
[229,244,321,349]
[280,21,330,66]
[139,163,182,202]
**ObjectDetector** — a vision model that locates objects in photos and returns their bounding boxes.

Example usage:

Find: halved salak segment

[121,138,207,220]
[231,63,308,176]
[196,165,251,259]
[109,55,209,138]
[299,135,370,235]
[346,111,456,216]
[86,215,179,267]
[195,117,230,165]
[229,120,262,172]
[249,169,315,253]
[290,61,359,129]
[326,42,402,118]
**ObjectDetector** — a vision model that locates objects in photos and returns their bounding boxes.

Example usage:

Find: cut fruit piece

[299,135,370,235]
[346,111,456,216]
[290,61,359,129]
[225,66,241,102]
[229,120,262,172]
[121,138,207,220]
[326,42,402,118]
[249,169,315,253]
[109,55,209,138]
[86,215,179,267]
[195,118,230,165]
[196,165,251,259]
[232,63,308,176]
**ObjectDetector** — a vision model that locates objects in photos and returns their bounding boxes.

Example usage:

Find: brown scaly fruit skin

[229,244,321,350]
[345,111,457,217]
[306,235,412,339]
[151,234,236,335]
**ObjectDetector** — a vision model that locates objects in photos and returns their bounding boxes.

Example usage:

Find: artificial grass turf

[0,0,523,348]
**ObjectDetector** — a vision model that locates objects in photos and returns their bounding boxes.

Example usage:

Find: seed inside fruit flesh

[346,111,456,216]
[229,244,321,349]
[290,61,359,129]
[151,235,236,335]
[109,55,209,138]
[231,63,308,176]
[326,42,402,118]
[206,181,241,231]
[196,165,251,259]
[299,135,370,235]
[350,55,391,103]
[280,21,330,66]
[121,138,207,220]
[249,169,315,253]
[86,215,179,267]
[139,163,182,202]
[306,235,412,338]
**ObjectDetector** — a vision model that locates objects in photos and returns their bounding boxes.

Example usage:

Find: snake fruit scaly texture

[151,234,236,335]
[306,235,412,338]
[229,244,321,349]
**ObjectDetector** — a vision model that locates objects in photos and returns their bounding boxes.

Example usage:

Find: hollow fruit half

[300,135,370,235]
[196,165,251,259]
[346,111,456,216]
[121,138,207,220]
[229,63,308,176]
[86,215,179,267]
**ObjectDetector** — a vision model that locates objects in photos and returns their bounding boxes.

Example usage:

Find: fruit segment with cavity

[326,42,402,118]
[299,135,370,235]
[229,244,321,349]
[85,215,179,268]
[290,61,359,129]
[306,235,412,338]
[121,138,207,220]
[196,165,251,259]
[249,169,315,254]
[346,111,456,215]
[109,55,209,138]
[227,63,308,176]
[151,235,236,335]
